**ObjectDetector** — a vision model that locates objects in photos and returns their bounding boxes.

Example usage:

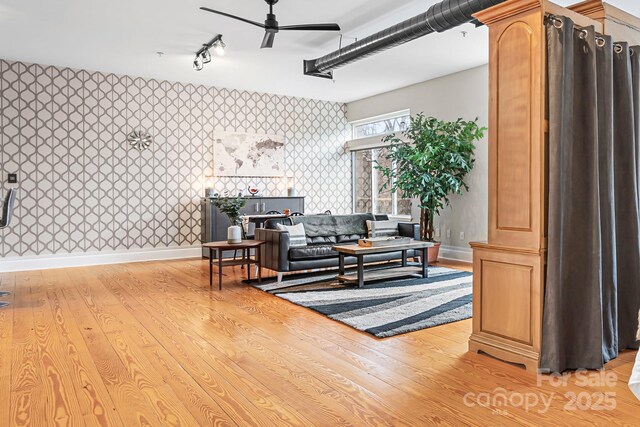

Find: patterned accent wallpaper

[0,59,351,258]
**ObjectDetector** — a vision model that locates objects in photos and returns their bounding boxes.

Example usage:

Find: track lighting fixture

[193,34,225,71]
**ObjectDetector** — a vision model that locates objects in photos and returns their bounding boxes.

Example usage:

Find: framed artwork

[213,131,285,177]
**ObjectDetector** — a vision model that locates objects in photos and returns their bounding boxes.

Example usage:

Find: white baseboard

[1,243,472,273]
[0,245,203,273]
[438,245,473,263]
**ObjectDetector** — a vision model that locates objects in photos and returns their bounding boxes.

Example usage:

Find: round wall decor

[127,130,153,151]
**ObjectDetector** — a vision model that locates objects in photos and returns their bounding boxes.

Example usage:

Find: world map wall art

[213,131,286,177]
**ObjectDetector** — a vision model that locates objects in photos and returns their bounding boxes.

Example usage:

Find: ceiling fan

[200,0,341,49]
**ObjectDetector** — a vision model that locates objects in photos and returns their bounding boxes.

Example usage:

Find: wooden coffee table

[333,241,434,288]
[202,240,265,290]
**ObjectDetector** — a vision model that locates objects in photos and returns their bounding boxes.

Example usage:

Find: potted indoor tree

[376,113,485,263]
[213,195,247,244]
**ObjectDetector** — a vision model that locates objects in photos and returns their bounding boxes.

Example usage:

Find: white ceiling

[0,0,639,103]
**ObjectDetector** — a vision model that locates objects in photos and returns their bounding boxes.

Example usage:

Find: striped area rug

[253,266,473,338]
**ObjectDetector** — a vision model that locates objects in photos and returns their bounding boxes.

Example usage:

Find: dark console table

[201,196,305,259]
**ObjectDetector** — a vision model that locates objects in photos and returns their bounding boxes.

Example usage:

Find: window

[352,148,412,217]
[349,110,412,218]
[352,113,410,139]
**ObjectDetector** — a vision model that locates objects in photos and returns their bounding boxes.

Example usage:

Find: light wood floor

[0,258,638,426]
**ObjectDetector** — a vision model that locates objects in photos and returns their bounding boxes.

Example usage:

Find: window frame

[349,110,412,220]
[350,109,411,141]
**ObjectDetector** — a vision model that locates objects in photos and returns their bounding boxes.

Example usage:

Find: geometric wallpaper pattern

[0,59,351,258]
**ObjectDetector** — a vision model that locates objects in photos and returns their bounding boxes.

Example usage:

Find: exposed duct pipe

[303,0,506,79]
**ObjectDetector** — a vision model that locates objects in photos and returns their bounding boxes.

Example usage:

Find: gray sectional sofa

[255,213,421,283]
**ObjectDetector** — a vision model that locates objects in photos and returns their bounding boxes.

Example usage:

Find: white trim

[351,151,358,213]
[371,149,378,213]
[0,245,202,273]
[346,133,395,151]
[438,245,473,263]
[349,109,411,127]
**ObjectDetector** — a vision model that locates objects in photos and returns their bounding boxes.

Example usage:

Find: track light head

[193,55,204,71]
[201,48,212,63]
[214,39,226,56]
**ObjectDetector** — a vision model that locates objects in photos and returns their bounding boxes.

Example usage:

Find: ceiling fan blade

[279,23,341,31]
[261,32,276,49]
[200,7,265,29]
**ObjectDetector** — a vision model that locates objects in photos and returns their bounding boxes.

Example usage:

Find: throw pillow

[276,223,307,247]
[366,220,399,238]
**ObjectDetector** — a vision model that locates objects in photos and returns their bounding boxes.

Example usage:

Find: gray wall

[0,59,351,258]
[346,65,489,250]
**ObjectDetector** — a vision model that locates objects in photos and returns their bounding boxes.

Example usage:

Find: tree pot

[227,225,242,244]
[427,242,441,264]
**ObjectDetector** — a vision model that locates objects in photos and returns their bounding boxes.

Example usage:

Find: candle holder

[204,176,217,198]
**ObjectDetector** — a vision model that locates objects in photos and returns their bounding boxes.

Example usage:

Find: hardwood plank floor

[0,259,638,426]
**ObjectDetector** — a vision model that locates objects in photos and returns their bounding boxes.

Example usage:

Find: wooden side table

[202,240,265,290]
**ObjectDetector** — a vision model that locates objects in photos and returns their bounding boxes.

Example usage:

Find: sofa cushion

[307,235,338,245]
[337,234,366,243]
[276,223,307,247]
[289,245,338,260]
[264,218,292,229]
[366,220,400,238]
[291,213,375,238]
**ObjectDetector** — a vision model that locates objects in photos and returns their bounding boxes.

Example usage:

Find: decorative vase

[288,187,297,197]
[227,225,242,244]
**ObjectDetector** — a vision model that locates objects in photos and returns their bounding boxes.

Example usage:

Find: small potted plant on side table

[213,195,247,244]
[376,113,485,263]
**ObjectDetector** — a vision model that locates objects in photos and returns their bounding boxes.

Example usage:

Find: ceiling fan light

[193,56,204,71]
[201,49,212,63]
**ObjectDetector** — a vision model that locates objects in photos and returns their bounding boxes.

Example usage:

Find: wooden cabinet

[201,197,305,258]
[483,1,546,251]
[469,243,545,372]
[469,0,604,372]
[470,1,548,372]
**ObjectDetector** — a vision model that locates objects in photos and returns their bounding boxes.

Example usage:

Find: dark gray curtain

[616,44,640,354]
[597,31,617,363]
[633,46,640,197]
[542,17,640,373]
[596,32,618,363]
